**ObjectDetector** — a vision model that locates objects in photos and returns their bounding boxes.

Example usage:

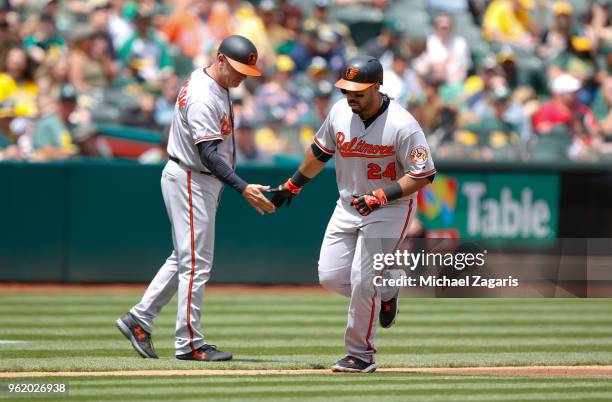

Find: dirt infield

[2,366,612,378]
[0,283,326,294]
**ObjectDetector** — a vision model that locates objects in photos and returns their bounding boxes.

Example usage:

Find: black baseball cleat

[116,313,158,359]
[176,345,233,361]
[380,295,398,328]
[332,356,376,373]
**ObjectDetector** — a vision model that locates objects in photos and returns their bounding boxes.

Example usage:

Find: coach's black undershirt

[362,93,390,129]
[197,140,248,193]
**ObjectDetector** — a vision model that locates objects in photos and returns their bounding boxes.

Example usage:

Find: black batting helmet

[218,35,262,77]
[335,55,383,91]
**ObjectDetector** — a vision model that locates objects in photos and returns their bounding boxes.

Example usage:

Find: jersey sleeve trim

[406,168,437,178]
[313,136,335,154]
[194,135,224,144]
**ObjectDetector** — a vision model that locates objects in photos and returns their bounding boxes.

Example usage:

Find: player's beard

[348,94,372,118]
[348,98,365,116]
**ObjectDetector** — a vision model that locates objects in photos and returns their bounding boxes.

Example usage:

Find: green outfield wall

[0,159,610,284]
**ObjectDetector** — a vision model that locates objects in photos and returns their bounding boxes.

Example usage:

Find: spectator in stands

[0,10,21,68]
[288,25,320,73]
[482,0,542,47]
[161,0,227,68]
[233,2,277,71]
[470,69,532,140]
[0,47,38,121]
[153,73,179,130]
[539,1,576,61]
[548,36,599,104]
[586,0,612,54]
[0,7,20,38]
[465,86,521,160]
[118,10,174,86]
[303,0,354,51]
[316,25,346,73]
[289,21,345,73]
[293,56,332,104]
[30,91,75,162]
[414,13,471,84]
[254,55,304,128]
[532,74,599,145]
[298,79,334,148]
[362,18,404,69]
[253,56,304,156]
[496,46,521,89]
[273,3,303,55]
[465,55,506,110]
[22,12,66,64]
[68,27,117,94]
[89,1,118,61]
[419,73,452,135]
[257,0,285,53]
[235,116,271,164]
[107,0,134,52]
[205,0,239,42]
[595,75,612,139]
[382,50,423,108]
[37,52,75,124]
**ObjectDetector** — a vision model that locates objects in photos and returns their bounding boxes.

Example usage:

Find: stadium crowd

[0,0,611,163]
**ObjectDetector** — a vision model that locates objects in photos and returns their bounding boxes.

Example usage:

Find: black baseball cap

[335,55,383,91]
[218,35,262,77]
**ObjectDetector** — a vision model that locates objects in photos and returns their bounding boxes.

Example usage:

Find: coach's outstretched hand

[269,178,302,207]
[351,189,388,216]
[243,184,276,215]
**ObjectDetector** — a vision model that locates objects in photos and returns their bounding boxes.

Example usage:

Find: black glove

[269,178,301,207]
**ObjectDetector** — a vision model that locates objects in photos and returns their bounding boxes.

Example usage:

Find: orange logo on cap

[345,66,359,80]
[247,52,257,65]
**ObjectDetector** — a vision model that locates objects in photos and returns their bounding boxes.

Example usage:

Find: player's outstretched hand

[351,189,388,216]
[268,179,302,208]
[243,184,276,215]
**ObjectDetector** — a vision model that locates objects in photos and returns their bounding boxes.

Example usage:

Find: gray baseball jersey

[313,98,436,203]
[314,97,435,363]
[167,68,235,171]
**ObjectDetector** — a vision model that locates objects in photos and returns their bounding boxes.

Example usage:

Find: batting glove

[351,189,388,216]
[270,178,302,207]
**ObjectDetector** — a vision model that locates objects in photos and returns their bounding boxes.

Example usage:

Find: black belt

[169,155,212,176]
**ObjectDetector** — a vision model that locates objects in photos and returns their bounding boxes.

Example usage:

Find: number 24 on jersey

[367,162,397,181]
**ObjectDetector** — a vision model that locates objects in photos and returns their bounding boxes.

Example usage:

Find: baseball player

[116,35,275,361]
[271,56,436,373]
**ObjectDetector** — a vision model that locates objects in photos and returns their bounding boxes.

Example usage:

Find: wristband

[290,170,311,188]
[285,178,302,194]
[381,182,403,202]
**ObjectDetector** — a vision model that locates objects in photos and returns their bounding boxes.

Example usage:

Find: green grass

[1,291,612,401]
[3,374,612,401]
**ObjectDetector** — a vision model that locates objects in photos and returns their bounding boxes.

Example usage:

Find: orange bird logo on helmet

[247,52,257,65]
[345,66,359,80]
